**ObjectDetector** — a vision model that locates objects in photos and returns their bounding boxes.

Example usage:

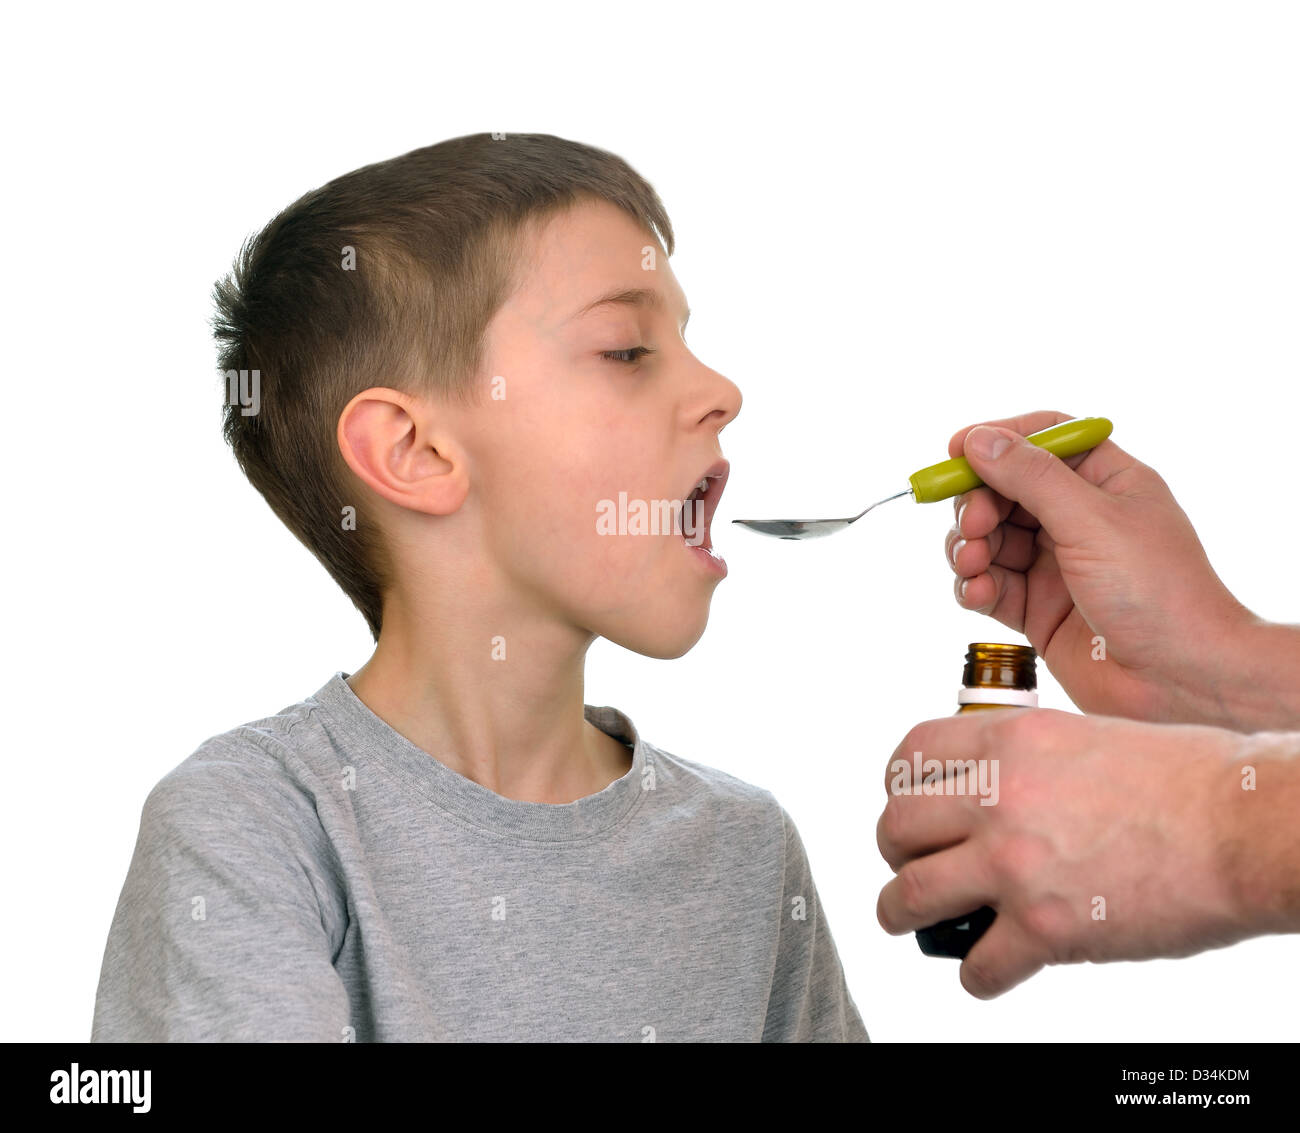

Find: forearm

[1215,729,1300,937]
[1174,616,1300,733]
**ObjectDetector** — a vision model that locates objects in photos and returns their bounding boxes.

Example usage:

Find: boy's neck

[344,631,632,805]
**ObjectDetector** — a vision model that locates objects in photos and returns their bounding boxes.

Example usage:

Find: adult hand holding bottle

[944,409,1300,732]
[877,707,1300,998]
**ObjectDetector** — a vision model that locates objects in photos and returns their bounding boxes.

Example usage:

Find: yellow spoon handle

[908,416,1113,503]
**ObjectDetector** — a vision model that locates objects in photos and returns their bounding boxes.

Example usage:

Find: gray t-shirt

[91,672,869,1042]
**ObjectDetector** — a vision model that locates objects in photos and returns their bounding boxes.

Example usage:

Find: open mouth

[681,459,729,551]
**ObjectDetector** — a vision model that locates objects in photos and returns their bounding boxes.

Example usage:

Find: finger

[944,525,963,569]
[962,426,1112,549]
[876,840,997,936]
[1017,545,1077,648]
[877,789,975,872]
[947,410,1120,483]
[954,563,1027,632]
[949,522,1038,577]
[958,911,1052,1000]
[948,409,1141,505]
[947,409,1077,459]
[990,524,1039,574]
[883,715,986,793]
[954,485,1040,538]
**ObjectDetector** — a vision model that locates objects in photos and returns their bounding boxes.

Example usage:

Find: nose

[695,365,742,431]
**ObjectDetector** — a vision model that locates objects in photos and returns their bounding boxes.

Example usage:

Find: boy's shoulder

[639,732,779,809]
[138,687,338,852]
[630,726,799,846]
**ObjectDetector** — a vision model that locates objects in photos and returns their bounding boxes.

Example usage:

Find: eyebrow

[570,287,691,331]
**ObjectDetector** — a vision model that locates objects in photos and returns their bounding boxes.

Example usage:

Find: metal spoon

[731,416,1113,540]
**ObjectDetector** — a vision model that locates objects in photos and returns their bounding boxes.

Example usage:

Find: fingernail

[950,538,967,566]
[956,501,967,533]
[968,426,1012,461]
[959,578,969,601]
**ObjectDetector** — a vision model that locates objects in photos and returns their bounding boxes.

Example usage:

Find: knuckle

[995,705,1052,748]
[1106,463,1161,499]
[988,833,1043,891]
[876,799,906,854]
[899,721,932,757]
[983,564,1006,604]
[1142,461,1168,487]
[1019,441,1059,483]
[896,862,930,921]
[1140,464,1175,500]
[1020,898,1074,949]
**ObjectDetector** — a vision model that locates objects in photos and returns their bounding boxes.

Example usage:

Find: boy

[91,133,869,1042]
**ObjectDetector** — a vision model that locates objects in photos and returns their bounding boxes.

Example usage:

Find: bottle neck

[958,642,1038,712]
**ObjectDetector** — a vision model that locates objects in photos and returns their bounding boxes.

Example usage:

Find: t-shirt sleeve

[762,803,870,1042]
[91,749,351,1042]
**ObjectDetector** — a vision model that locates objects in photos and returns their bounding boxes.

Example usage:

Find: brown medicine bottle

[914,642,1038,959]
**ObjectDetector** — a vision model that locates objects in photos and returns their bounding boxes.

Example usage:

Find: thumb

[963,425,1106,546]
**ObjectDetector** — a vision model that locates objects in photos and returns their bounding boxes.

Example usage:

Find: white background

[3,0,1296,1042]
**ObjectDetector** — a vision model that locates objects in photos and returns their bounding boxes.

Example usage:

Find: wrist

[1152,601,1254,728]
[1208,614,1300,733]
[1214,730,1300,937]
[1159,604,1300,731]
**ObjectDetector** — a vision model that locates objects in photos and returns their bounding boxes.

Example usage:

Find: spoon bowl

[732,489,913,540]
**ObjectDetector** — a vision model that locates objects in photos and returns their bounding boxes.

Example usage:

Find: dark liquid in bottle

[915,643,1036,959]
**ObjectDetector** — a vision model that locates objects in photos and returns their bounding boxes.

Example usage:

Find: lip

[682,458,729,550]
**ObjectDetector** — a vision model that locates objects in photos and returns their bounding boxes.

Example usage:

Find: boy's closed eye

[602,346,655,364]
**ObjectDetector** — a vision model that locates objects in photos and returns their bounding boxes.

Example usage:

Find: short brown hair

[212,133,675,642]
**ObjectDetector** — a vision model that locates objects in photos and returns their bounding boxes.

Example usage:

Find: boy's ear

[336,388,469,517]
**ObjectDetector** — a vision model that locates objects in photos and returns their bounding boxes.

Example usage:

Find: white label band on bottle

[957,688,1039,707]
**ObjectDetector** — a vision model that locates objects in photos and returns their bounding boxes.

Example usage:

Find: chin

[605,615,709,660]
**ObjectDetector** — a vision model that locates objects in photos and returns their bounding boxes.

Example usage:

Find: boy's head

[214,133,741,658]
